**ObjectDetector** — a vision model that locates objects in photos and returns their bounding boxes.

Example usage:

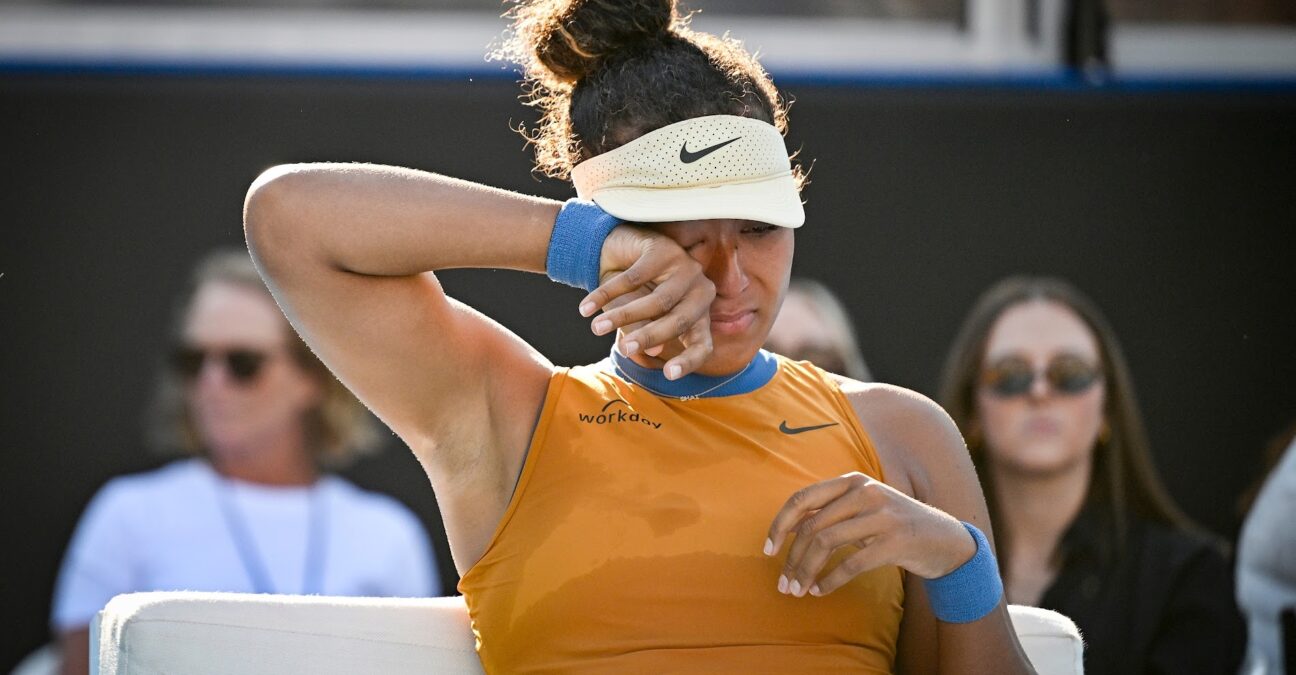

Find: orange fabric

[458,357,904,673]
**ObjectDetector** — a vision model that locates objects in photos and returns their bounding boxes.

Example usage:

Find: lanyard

[214,475,328,595]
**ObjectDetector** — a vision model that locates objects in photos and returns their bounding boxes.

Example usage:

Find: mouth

[1022,417,1062,436]
[710,309,756,336]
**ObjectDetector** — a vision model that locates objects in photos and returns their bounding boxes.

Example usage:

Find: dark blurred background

[3,0,1295,671]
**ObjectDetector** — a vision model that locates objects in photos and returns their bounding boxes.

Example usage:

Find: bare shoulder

[828,374,975,506]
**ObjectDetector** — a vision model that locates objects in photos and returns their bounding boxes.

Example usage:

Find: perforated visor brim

[590,171,805,228]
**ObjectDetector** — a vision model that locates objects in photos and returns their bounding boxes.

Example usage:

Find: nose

[193,356,235,391]
[704,234,749,298]
[1027,365,1051,402]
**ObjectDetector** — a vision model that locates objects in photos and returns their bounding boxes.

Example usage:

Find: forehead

[182,281,287,346]
[984,299,1099,362]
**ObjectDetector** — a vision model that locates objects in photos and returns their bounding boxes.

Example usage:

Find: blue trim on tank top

[607,346,779,399]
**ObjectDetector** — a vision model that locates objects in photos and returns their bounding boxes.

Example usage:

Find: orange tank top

[457,354,905,673]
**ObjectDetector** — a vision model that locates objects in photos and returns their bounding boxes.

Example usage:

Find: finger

[593,276,692,338]
[623,286,664,356]
[621,283,712,355]
[600,287,651,352]
[809,545,891,597]
[781,491,874,592]
[661,317,712,380]
[786,518,882,598]
[676,286,715,350]
[617,318,651,355]
[580,256,659,319]
[603,283,649,309]
[765,474,870,556]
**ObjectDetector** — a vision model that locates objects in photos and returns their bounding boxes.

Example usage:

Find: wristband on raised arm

[545,198,621,292]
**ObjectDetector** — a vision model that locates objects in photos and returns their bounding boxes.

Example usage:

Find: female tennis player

[243,0,1034,672]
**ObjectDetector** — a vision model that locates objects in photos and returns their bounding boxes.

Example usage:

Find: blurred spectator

[51,249,439,675]
[937,276,1243,675]
[1237,422,1296,675]
[764,277,872,381]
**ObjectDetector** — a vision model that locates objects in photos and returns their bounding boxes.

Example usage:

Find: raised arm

[243,163,712,570]
[243,163,557,479]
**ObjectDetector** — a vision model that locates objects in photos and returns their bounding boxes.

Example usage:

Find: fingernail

[593,319,611,335]
[809,584,822,596]
[666,364,681,380]
[623,341,639,356]
[579,301,595,317]
[763,538,774,556]
[777,575,789,594]
[645,344,663,357]
[790,580,802,597]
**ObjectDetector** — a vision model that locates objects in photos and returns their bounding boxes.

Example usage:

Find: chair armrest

[93,592,1081,674]
[1009,604,1085,675]
[94,592,483,675]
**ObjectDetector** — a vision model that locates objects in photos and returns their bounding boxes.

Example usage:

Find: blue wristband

[545,198,622,292]
[921,522,1004,624]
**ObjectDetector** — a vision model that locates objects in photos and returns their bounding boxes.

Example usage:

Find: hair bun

[513,0,678,86]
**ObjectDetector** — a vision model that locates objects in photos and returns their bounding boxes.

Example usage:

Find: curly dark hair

[499,0,804,187]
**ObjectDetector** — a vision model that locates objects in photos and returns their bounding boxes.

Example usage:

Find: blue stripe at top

[609,346,778,399]
[5,58,1296,93]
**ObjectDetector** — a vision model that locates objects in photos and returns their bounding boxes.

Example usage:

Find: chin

[201,426,257,457]
[993,446,1089,478]
[697,339,762,376]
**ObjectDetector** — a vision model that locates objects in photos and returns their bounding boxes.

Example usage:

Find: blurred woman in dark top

[937,276,1243,675]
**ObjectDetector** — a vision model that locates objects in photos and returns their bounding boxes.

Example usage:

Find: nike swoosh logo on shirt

[779,421,840,435]
[680,136,742,163]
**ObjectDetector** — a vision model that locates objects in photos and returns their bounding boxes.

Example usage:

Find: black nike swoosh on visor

[680,136,742,164]
[778,421,840,435]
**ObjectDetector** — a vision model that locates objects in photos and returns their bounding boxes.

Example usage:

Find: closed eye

[743,224,779,236]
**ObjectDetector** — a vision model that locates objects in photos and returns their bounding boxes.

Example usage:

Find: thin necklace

[213,472,328,595]
[613,352,754,401]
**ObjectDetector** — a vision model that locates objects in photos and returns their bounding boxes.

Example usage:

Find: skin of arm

[58,629,89,675]
[243,162,711,572]
[767,381,1035,675]
[857,384,1034,675]
[244,163,561,571]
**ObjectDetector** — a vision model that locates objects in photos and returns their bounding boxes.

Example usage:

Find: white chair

[93,592,1083,674]
[10,643,59,675]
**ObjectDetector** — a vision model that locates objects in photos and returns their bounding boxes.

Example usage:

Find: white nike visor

[571,114,805,229]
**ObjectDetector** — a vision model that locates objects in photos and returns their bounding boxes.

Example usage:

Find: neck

[610,344,777,399]
[990,458,1090,568]
[210,423,318,487]
[620,333,749,377]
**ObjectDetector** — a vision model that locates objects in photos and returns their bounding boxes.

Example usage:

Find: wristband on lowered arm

[545,198,622,292]
[921,521,1004,624]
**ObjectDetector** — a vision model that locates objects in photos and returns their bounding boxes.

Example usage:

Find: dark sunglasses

[171,346,274,385]
[980,354,1102,398]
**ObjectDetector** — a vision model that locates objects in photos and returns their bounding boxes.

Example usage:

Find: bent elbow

[243,164,312,268]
